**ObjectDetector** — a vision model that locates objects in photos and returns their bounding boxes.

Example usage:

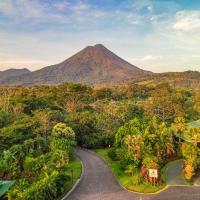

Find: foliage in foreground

[1,122,76,200]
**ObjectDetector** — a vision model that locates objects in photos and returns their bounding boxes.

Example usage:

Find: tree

[124,134,144,164]
[64,111,99,148]
[33,110,52,139]
[148,84,174,122]
[181,142,200,180]
[52,123,75,143]
[172,117,185,139]
[0,88,12,112]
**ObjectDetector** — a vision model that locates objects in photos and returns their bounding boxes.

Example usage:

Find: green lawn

[94,148,166,193]
[60,157,82,199]
[66,158,82,190]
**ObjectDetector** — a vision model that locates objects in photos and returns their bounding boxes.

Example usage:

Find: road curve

[65,148,200,200]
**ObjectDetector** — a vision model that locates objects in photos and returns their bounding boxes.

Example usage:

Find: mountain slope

[131,71,200,89]
[0,68,31,82]
[1,44,151,85]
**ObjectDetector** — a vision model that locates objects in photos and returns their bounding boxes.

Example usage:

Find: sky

[0,0,200,73]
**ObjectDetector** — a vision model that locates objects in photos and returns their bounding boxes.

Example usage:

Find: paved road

[66,149,200,200]
[166,159,188,185]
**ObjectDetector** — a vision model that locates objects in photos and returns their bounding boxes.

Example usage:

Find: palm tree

[172,117,186,143]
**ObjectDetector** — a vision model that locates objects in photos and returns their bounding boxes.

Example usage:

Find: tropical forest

[0,81,199,199]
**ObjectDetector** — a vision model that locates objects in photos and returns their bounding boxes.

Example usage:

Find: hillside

[130,71,200,89]
[0,68,30,82]
[0,44,151,85]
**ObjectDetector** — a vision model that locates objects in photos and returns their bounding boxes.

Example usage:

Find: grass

[94,148,166,193]
[60,157,82,199]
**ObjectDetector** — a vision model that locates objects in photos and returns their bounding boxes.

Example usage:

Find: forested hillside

[128,71,200,89]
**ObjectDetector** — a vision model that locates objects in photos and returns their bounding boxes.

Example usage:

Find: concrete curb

[61,149,84,200]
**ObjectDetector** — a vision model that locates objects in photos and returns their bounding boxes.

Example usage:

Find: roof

[0,180,15,197]
[188,120,200,128]
[180,120,200,144]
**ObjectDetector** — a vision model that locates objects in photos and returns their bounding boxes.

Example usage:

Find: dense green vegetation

[0,82,199,197]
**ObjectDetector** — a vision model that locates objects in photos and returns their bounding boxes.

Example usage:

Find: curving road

[165,159,187,185]
[65,149,200,200]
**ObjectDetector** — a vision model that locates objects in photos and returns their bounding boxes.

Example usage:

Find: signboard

[149,169,158,178]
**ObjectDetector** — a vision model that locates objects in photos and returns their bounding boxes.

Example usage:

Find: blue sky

[0,0,200,72]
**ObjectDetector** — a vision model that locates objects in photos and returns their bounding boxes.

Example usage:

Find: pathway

[165,159,188,185]
[65,149,200,200]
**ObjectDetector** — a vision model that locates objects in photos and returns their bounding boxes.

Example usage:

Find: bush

[107,148,124,161]
[115,148,124,160]
[132,171,142,186]
[108,148,118,161]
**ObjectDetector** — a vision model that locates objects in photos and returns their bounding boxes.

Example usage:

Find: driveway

[65,149,200,200]
[165,159,188,185]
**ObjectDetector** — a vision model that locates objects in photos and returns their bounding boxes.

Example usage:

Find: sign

[149,169,158,178]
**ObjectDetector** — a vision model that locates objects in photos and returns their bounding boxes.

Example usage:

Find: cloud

[132,0,152,11]
[0,0,108,27]
[142,55,162,61]
[173,10,200,32]
[53,1,69,11]
[126,13,144,25]
[150,9,200,50]
[0,0,15,15]
[71,1,90,12]
[130,54,200,73]
[0,1,200,72]
[0,0,45,19]
[131,55,163,63]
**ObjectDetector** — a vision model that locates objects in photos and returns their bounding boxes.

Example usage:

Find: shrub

[108,148,118,161]
[132,171,142,186]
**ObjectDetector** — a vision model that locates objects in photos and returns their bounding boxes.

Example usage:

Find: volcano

[1,44,152,85]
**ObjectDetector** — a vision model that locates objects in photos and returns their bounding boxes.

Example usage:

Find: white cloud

[126,13,144,25]
[132,0,152,10]
[0,0,107,26]
[130,54,200,73]
[142,55,162,61]
[173,10,200,32]
[131,55,163,62]
[0,0,15,15]
[53,1,69,11]
[147,5,153,12]
[0,0,45,19]
[71,1,90,12]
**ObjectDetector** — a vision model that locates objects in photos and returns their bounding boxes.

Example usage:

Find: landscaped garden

[95,117,200,193]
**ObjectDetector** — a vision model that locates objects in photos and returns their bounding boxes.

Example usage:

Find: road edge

[61,148,84,200]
